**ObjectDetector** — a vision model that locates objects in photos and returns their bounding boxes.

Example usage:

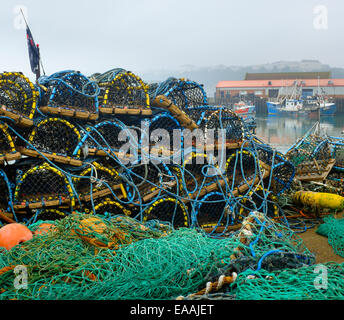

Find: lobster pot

[94,68,151,116]
[0,122,21,164]
[13,162,76,211]
[184,106,211,128]
[122,161,176,204]
[150,78,207,112]
[0,169,14,213]
[286,135,335,181]
[148,112,182,156]
[256,144,295,196]
[72,161,125,203]
[83,197,131,217]
[143,197,189,229]
[236,186,280,220]
[329,137,344,169]
[173,152,219,197]
[193,192,233,231]
[78,120,137,161]
[204,108,244,143]
[28,208,68,225]
[19,117,83,166]
[38,71,99,120]
[0,72,39,127]
[225,149,259,190]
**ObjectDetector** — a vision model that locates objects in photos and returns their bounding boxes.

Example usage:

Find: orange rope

[0,265,16,276]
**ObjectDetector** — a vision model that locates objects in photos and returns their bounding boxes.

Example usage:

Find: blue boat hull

[267,102,279,115]
[320,103,336,116]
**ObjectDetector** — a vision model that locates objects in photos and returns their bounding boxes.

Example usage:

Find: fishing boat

[267,98,303,115]
[232,101,256,115]
[302,77,336,116]
[303,97,336,116]
[267,80,303,115]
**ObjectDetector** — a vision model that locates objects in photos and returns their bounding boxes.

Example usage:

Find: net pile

[316,215,344,258]
[0,212,315,300]
[227,262,344,300]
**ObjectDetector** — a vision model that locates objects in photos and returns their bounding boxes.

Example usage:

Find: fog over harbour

[0,0,343,89]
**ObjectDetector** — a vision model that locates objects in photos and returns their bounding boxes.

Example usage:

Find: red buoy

[0,223,33,250]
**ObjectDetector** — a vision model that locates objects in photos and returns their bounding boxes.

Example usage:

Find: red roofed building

[215,72,344,104]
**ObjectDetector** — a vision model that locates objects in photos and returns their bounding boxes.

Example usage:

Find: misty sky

[0,0,343,81]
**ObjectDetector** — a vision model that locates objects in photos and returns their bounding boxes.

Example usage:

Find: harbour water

[255,114,344,154]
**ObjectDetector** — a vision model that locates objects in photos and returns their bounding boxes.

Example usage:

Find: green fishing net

[229,262,344,300]
[0,212,314,300]
[316,215,344,258]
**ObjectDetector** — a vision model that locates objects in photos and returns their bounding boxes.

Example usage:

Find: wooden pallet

[18,147,83,166]
[39,106,99,121]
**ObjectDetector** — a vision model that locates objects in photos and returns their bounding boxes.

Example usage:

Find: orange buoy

[0,223,33,250]
[33,223,57,236]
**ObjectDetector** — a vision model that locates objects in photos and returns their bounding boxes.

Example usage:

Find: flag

[26,26,40,74]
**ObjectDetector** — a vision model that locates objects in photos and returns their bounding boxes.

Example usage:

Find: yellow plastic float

[293,191,344,212]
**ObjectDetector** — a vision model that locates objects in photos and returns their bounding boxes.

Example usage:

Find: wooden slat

[39,106,98,121]
[18,147,83,167]
[152,95,198,130]
[99,106,152,116]
[0,109,33,127]
[13,197,71,210]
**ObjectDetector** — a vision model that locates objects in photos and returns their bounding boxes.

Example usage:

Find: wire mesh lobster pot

[173,152,219,198]
[24,208,69,225]
[18,117,83,166]
[185,106,244,148]
[148,112,182,157]
[122,160,177,205]
[329,137,344,169]
[93,68,151,116]
[0,169,14,214]
[82,197,132,217]
[77,120,138,162]
[150,95,199,131]
[0,122,21,164]
[142,197,189,229]
[13,162,76,211]
[72,161,126,203]
[149,78,207,112]
[225,149,261,191]
[255,143,295,196]
[38,71,99,120]
[286,135,335,182]
[0,72,39,127]
[236,186,280,220]
[204,108,244,143]
[193,191,234,231]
